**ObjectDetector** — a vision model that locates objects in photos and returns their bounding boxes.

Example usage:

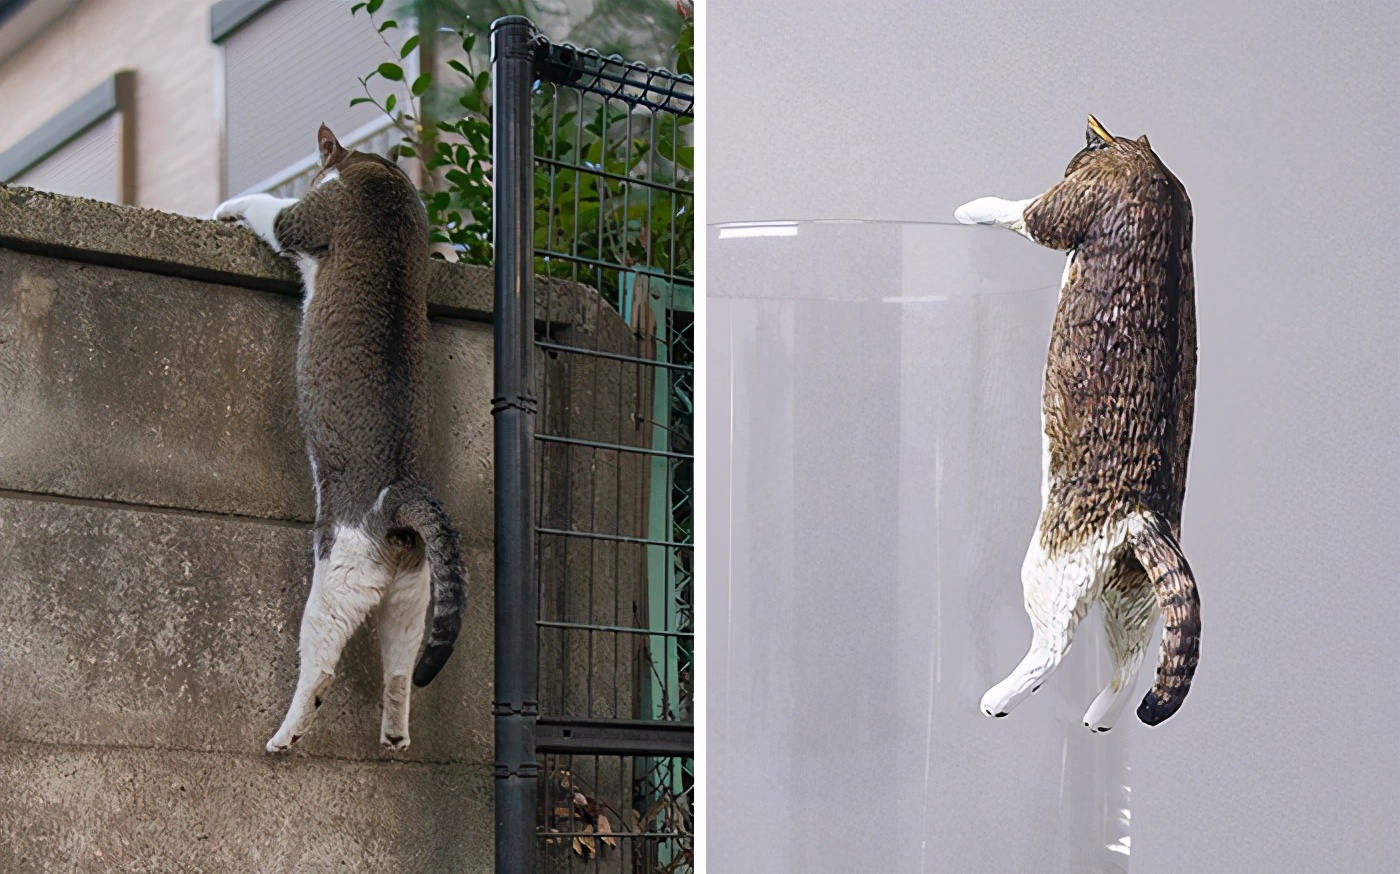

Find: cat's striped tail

[1127,510,1201,726]
[390,484,468,687]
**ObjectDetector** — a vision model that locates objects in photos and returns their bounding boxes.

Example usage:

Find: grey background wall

[709,2,1398,872]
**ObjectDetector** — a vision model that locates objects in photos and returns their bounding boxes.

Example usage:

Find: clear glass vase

[708,220,1132,873]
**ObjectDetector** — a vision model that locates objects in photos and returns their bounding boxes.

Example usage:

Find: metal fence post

[491,14,538,874]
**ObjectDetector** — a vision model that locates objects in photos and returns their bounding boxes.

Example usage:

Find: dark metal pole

[491,14,538,874]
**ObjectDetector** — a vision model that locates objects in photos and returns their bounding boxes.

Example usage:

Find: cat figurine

[214,124,466,751]
[955,115,1200,729]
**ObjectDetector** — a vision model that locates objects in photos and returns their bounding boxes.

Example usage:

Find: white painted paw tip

[953,197,995,225]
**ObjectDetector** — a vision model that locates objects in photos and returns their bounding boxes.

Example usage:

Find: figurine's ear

[1137,134,1151,148]
[317,124,345,166]
[1086,114,1114,151]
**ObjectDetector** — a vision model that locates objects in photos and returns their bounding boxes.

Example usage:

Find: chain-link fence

[491,16,693,873]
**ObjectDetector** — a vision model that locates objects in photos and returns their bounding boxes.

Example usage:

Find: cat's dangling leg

[268,526,391,753]
[980,532,1099,718]
[1083,565,1157,731]
[377,555,432,750]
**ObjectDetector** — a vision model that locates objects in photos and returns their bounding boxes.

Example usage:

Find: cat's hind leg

[981,532,1102,718]
[268,526,391,753]
[1083,563,1157,732]
[377,549,432,750]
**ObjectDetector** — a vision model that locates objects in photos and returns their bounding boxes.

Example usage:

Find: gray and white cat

[956,116,1200,730]
[214,125,466,752]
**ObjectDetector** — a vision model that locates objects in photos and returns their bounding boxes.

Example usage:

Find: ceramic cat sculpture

[214,125,467,751]
[955,115,1200,729]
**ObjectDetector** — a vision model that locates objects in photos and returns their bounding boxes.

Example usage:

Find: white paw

[1083,681,1131,732]
[380,731,410,751]
[213,196,254,222]
[211,193,294,251]
[266,730,300,753]
[980,684,1014,718]
[954,196,1020,226]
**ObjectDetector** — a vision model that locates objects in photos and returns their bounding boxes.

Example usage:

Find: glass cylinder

[708,220,1132,873]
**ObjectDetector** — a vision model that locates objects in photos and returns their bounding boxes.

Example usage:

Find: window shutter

[11,114,120,203]
[221,0,404,196]
[0,71,134,204]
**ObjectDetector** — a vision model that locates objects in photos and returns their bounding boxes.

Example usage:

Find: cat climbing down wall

[214,125,467,752]
[955,115,1200,730]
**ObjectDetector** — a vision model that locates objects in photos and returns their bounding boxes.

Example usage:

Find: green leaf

[460,89,482,113]
[475,71,490,93]
[384,94,397,114]
[379,19,396,32]
[349,96,374,107]
[675,21,694,76]
[350,2,366,14]
[366,0,383,13]
[377,62,403,81]
[448,59,470,77]
[399,34,419,58]
[462,34,476,53]
[397,143,416,158]
[411,73,432,96]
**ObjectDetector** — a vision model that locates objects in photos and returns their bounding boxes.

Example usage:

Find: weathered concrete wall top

[0,182,594,323]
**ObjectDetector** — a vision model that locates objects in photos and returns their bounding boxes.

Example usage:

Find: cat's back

[295,153,434,504]
[313,157,430,294]
[1044,138,1196,528]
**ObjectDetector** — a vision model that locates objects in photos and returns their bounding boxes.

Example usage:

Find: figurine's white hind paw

[954,196,1032,226]
[1084,678,1136,732]
[980,677,1040,718]
[980,686,1013,718]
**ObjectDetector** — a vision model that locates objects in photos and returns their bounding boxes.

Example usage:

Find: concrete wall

[0,184,636,871]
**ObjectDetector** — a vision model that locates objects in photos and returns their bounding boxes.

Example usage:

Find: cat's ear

[317,124,345,166]
[1085,115,1114,151]
[1137,134,1151,148]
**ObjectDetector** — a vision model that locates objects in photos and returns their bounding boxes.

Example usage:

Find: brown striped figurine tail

[1128,511,1201,726]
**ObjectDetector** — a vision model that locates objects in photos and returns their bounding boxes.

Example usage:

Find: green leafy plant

[349,0,693,291]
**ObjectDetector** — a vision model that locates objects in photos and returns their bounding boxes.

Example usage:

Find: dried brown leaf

[598,813,618,848]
